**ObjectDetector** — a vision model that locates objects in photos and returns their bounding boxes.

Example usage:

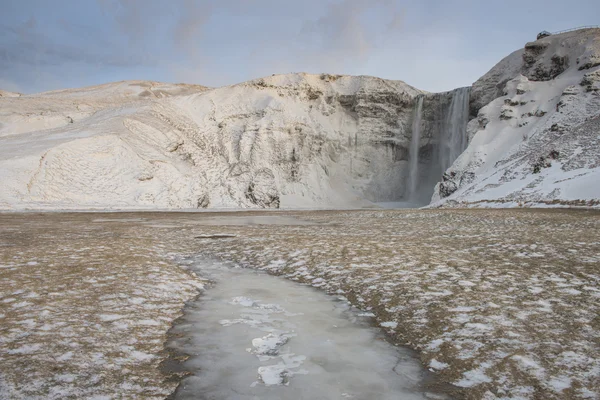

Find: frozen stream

[166,257,447,400]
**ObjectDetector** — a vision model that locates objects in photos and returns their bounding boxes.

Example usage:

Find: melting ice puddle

[166,258,449,399]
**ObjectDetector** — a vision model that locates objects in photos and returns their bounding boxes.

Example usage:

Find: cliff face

[432,28,600,207]
[407,88,470,203]
[0,74,423,209]
[1,29,599,210]
[173,74,424,208]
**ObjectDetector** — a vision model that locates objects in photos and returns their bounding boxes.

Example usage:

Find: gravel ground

[0,209,599,399]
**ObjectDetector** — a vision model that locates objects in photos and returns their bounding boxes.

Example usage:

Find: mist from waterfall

[406,95,424,203]
[405,87,470,205]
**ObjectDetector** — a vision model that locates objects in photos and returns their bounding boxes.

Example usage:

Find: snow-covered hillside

[0,90,22,98]
[432,28,600,208]
[1,28,599,210]
[0,75,422,209]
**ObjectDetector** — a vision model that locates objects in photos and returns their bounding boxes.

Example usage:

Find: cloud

[8,0,591,93]
[172,0,214,52]
[296,0,402,70]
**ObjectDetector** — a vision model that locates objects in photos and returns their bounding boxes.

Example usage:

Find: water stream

[166,258,448,399]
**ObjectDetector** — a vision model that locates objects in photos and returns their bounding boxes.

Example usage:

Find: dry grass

[0,214,204,399]
[1,209,599,399]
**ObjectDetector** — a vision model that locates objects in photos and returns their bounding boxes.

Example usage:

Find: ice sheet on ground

[167,259,441,400]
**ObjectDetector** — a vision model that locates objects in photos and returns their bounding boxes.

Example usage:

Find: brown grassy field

[1,209,598,399]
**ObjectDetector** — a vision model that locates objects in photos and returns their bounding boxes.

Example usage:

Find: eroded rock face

[174,74,424,208]
[581,68,600,92]
[469,49,524,117]
[522,41,570,81]
[470,29,600,117]
[0,75,423,209]
[245,169,280,208]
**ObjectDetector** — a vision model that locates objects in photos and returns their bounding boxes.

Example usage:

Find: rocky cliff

[432,28,600,207]
[1,29,599,210]
[0,75,423,209]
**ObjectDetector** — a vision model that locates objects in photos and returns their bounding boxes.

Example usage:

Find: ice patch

[7,344,41,354]
[229,296,256,307]
[169,259,430,399]
[429,359,449,370]
[548,376,572,392]
[257,364,288,386]
[99,314,124,322]
[56,351,74,362]
[448,306,477,312]
[250,333,291,357]
[380,321,398,329]
[454,367,493,387]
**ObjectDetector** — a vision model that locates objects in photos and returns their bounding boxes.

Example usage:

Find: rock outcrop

[0,75,422,209]
[431,28,600,207]
[1,29,599,210]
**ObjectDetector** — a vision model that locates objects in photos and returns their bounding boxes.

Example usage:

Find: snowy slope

[0,90,21,98]
[432,28,600,208]
[1,29,599,210]
[0,75,421,210]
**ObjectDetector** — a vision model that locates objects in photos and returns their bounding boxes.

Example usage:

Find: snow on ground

[0,213,205,399]
[1,209,598,399]
[184,209,600,400]
[0,90,22,98]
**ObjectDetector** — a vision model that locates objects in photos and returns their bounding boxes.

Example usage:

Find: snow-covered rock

[0,75,421,209]
[0,90,22,98]
[1,28,599,210]
[431,28,600,208]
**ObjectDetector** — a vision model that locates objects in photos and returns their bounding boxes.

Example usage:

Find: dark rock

[338,94,355,108]
[245,169,280,208]
[197,194,210,208]
[439,180,458,198]
[460,172,476,186]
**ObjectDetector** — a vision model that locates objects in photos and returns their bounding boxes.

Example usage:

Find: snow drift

[1,29,599,210]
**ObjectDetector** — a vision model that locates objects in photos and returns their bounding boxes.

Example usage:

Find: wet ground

[0,209,599,399]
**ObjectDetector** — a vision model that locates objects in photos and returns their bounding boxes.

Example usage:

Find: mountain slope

[1,29,599,210]
[0,75,422,209]
[432,28,600,208]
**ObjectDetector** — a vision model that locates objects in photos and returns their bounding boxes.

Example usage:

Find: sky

[1,0,599,94]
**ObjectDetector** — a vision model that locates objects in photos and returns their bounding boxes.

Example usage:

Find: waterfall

[405,87,470,205]
[406,95,424,202]
[439,87,470,174]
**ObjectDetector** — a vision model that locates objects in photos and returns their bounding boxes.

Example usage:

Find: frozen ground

[0,209,599,399]
[166,257,446,399]
[0,214,205,399]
